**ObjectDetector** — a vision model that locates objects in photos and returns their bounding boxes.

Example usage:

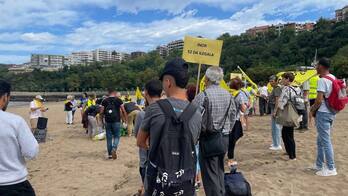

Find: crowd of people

[0,56,346,195]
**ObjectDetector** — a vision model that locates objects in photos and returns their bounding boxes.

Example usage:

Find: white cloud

[0,0,348,64]
[21,32,57,43]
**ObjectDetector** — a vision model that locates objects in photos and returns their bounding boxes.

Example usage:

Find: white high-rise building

[156,45,168,58]
[71,51,94,65]
[30,54,65,69]
[93,49,109,62]
[167,40,184,52]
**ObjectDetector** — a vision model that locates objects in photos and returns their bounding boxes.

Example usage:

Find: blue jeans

[105,122,121,156]
[271,106,282,147]
[316,112,335,170]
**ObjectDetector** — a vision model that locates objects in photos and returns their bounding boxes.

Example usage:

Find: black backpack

[103,98,118,122]
[149,99,198,195]
[225,166,252,196]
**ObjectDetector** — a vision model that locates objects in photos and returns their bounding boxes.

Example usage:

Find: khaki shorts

[30,118,38,130]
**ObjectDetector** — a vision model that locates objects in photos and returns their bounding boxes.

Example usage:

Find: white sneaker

[307,164,322,171]
[269,146,282,151]
[316,168,337,177]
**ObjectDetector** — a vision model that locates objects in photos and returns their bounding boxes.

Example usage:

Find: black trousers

[282,126,296,159]
[199,135,229,196]
[228,120,243,159]
[259,97,267,116]
[0,180,36,196]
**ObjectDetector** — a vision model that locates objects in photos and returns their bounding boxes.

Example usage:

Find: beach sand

[7,102,348,196]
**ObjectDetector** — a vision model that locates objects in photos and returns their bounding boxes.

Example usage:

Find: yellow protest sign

[182,36,223,66]
[230,73,243,80]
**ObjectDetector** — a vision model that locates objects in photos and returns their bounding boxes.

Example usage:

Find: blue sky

[0,0,347,64]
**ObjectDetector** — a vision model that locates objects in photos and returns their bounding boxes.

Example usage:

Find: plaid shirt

[193,84,237,135]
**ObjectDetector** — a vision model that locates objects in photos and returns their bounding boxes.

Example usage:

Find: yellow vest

[267,83,273,94]
[309,76,319,100]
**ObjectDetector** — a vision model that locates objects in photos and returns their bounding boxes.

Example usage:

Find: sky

[0,0,347,64]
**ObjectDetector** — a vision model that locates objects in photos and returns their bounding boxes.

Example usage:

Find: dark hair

[186,84,197,102]
[107,88,116,94]
[145,80,163,98]
[0,80,11,97]
[230,78,243,90]
[83,92,88,97]
[318,57,330,69]
[282,72,295,82]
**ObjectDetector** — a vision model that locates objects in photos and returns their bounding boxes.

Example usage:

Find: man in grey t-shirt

[137,58,202,195]
[134,80,163,195]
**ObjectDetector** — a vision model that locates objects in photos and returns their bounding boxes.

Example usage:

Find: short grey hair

[205,66,224,85]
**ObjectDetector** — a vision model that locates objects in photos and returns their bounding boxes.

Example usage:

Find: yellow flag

[135,87,143,99]
[200,76,232,93]
[277,70,317,86]
[237,66,258,90]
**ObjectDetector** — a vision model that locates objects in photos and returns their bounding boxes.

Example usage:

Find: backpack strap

[322,75,335,82]
[179,103,198,122]
[157,99,177,120]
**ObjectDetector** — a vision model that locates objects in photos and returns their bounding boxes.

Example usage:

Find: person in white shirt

[258,82,268,116]
[29,95,47,130]
[0,80,39,195]
[310,58,337,177]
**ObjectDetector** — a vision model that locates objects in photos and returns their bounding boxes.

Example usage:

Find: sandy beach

[7,102,348,196]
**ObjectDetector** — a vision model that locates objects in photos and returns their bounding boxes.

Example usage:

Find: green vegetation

[1,19,347,92]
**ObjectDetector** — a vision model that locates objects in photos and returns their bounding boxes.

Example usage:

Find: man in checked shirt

[193,66,237,196]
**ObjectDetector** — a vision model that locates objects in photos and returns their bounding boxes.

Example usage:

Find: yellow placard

[230,73,243,80]
[182,36,223,66]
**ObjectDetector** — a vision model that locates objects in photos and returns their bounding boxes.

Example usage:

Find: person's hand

[272,112,277,118]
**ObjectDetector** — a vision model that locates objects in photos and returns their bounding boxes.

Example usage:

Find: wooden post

[195,63,202,95]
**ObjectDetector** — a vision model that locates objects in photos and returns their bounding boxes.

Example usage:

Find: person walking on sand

[101,88,123,160]
[0,80,39,196]
[29,95,47,131]
[193,67,237,196]
[137,58,202,195]
[133,80,162,196]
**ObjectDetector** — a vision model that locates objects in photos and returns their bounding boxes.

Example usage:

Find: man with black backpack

[193,66,237,196]
[101,88,123,160]
[137,58,202,196]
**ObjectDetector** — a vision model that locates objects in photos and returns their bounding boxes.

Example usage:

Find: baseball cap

[35,95,44,101]
[160,58,189,88]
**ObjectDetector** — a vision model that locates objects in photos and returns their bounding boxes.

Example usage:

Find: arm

[120,105,127,123]
[18,118,39,159]
[273,96,280,117]
[136,129,149,149]
[310,92,325,116]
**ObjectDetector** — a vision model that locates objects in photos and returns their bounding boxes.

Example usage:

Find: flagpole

[196,63,202,95]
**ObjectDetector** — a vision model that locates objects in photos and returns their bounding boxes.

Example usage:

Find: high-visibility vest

[267,82,273,94]
[309,76,319,100]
